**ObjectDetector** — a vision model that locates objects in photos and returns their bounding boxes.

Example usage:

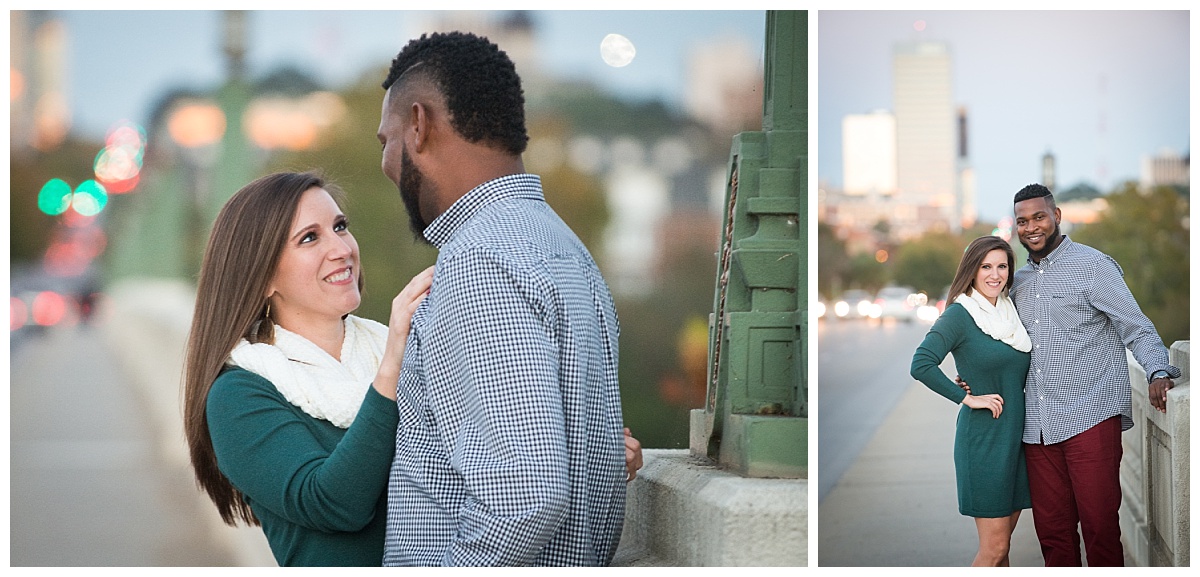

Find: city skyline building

[956,106,975,230]
[893,40,957,231]
[822,39,970,247]
[1042,150,1057,191]
[841,110,897,197]
[1140,148,1190,191]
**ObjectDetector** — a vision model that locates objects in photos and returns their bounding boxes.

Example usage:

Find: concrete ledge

[1122,341,1190,567]
[613,449,807,566]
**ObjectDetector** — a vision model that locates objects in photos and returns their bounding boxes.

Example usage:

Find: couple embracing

[182,32,641,566]
[910,184,1179,567]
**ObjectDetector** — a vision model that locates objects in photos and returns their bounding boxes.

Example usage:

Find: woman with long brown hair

[182,171,432,565]
[909,235,1033,566]
[183,171,642,566]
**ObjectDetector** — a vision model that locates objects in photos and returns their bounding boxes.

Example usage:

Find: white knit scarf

[227,315,389,428]
[954,289,1032,353]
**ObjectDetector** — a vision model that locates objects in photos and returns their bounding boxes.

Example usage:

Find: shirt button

[1037,369,1041,373]
[1035,319,1040,324]
[1038,270,1043,274]
[1035,344,1039,348]
[1036,294,1040,298]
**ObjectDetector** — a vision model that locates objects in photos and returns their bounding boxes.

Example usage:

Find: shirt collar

[1028,234,1073,268]
[422,173,545,248]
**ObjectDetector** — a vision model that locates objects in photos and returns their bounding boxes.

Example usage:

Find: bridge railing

[1121,340,1190,567]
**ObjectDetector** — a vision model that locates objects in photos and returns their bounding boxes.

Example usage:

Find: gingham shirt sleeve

[423,245,570,566]
[1088,255,1179,380]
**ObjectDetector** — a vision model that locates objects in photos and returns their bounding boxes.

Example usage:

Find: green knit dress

[206,367,398,566]
[910,303,1032,518]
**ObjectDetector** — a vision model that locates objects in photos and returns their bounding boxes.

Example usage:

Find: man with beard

[1009,183,1178,566]
[374,31,627,566]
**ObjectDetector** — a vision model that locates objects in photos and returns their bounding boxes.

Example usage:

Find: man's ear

[1053,206,1062,224]
[410,101,430,153]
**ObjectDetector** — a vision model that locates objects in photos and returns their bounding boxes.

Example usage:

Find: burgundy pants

[1023,416,1124,567]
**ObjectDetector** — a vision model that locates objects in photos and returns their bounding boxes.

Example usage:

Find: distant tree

[10,139,105,265]
[615,241,717,449]
[962,221,1000,240]
[1071,182,1189,345]
[817,222,849,299]
[891,231,965,296]
[1054,181,1103,202]
[847,251,888,294]
[524,115,609,252]
[255,65,324,96]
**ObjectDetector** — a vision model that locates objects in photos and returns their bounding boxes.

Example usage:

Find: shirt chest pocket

[1048,290,1088,331]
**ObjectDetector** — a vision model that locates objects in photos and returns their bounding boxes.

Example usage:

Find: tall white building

[842,110,896,196]
[1140,148,1190,190]
[893,41,956,229]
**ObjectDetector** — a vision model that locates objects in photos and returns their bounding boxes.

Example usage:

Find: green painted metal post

[691,10,807,478]
[206,10,255,229]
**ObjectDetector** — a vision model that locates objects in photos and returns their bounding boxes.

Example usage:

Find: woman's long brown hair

[945,235,1016,306]
[183,172,329,526]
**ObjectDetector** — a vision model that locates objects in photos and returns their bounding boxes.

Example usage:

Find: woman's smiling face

[972,248,1009,305]
[266,186,361,326]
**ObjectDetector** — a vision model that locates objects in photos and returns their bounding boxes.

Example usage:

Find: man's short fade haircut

[382,31,528,156]
[1014,183,1056,210]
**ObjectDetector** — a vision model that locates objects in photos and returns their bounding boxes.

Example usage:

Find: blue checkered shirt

[1012,235,1179,445]
[383,174,626,566]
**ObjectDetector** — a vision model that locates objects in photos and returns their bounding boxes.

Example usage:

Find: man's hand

[954,375,971,395]
[624,428,643,482]
[1149,377,1174,413]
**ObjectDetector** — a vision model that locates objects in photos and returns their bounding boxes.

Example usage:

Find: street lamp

[166,99,226,276]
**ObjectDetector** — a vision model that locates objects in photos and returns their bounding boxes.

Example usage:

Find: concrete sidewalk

[818,380,1044,567]
[100,279,278,566]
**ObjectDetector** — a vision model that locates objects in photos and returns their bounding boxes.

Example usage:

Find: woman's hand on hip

[962,393,1004,419]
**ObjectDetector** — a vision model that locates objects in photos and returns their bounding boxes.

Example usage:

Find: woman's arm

[910,307,971,404]
[207,369,398,533]
[909,307,1003,418]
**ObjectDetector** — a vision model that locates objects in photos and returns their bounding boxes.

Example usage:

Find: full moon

[600,33,636,67]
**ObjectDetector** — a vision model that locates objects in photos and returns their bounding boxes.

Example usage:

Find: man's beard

[1020,220,1062,261]
[399,147,431,244]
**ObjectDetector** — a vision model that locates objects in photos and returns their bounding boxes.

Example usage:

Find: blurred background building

[821,40,967,247]
[1141,148,1190,191]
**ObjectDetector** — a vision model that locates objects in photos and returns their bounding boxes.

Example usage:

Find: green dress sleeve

[910,304,970,404]
[206,367,398,532]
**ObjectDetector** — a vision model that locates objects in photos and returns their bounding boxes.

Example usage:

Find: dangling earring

[264,301,272,321]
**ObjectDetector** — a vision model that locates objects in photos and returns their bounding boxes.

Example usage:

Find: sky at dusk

[817,10,1190,223]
